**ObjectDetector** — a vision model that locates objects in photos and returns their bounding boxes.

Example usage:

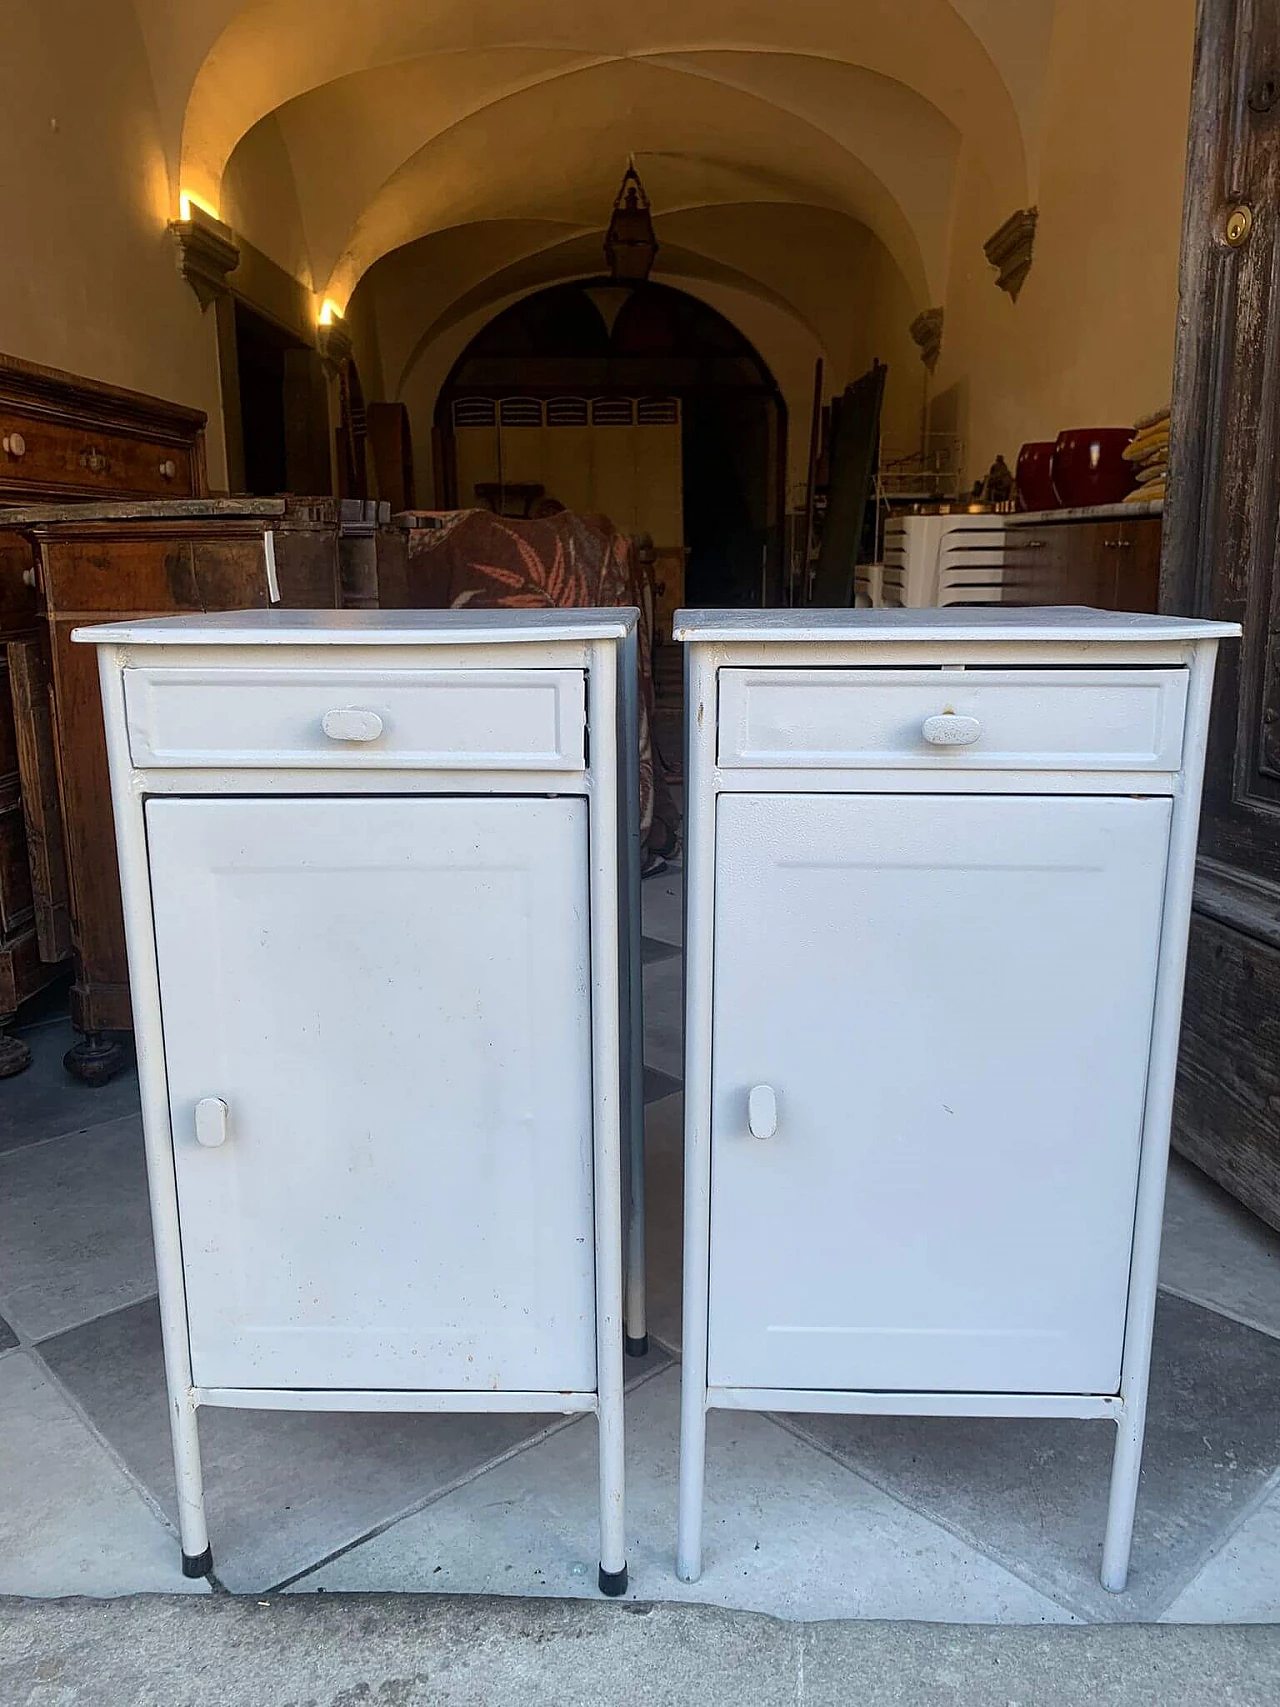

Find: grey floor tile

[642,954,683,1079]
[40,1298,584,1594]
[0,1115,157,1341]
[802,1621,1280,1707]
[640,934,680,966]
[0,1017,139,1155]
[641,866,683,947]
[644,1092,684,1353]
[1161,1154,1280,1338]
[296,1366,1073,1622]
[643,1064,681,1104]
[0,1350,205,1596]
[784,1294,1280,1621]
[0,1595,802,1707]
[0,1311,16,1353]
[1162,1475,1280,1622]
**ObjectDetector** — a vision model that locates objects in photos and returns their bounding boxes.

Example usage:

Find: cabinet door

[147,795,595,1393]
[708,792,1171,1395]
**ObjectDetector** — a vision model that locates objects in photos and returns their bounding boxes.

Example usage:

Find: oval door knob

[922,713,982,746]
[194,1097,229,1147]
[3,431,26,458]
[748,1084,778,1140]
[322,707,384,742]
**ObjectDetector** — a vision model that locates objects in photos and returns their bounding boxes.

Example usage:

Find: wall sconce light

[316,299,352,372]
[169,198,239,311]
[178,190,220,223]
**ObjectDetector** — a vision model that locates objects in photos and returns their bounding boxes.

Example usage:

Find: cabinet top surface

[73,607,639,647]
[672,606,1239,644]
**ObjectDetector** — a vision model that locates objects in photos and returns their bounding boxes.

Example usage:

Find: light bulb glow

[318,299,344,326]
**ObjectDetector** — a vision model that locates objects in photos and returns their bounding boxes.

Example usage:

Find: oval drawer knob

[922,713,982,746]
[194,1097,229,1148]
[748,1084,778,1140]
[322,707,384,742]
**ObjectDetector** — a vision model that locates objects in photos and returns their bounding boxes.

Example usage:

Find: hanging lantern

[604,158,658,282]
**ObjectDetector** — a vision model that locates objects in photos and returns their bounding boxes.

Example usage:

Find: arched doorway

[434,280,787,611]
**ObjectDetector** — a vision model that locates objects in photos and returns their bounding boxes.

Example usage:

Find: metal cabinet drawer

[716,668,1188,771]
[123,666,586,770]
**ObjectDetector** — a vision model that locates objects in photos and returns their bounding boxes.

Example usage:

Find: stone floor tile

[0,1017,140,1156]
[641,866,683,947]
[295,1367,1074,1623]
[640,935,680,966]
[801,1620,1280,1706]
[0,1311,17,1353]
[39,1299,569,1594]
[785,1294,1280,1622]
[1160,1155,1280,1339]
[641,954,683,1079]
[0,1595,802,1707]
[0,1350,205,1597]
[0,1116,157,1341]
[643,1092,684,1354]
[642,1064,681,1104]
[1161,1475,1280,1622]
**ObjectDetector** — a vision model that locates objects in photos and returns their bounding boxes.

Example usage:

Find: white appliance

[673,606,1237,1595]
[78,608,645,1596]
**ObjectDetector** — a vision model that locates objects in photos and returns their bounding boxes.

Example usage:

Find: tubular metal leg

[1101,1408,1145,1592]
[171,1393,212,1576]
[620,625,647,1358]
[676,1384,707,1582]
[597,1385,628,1595]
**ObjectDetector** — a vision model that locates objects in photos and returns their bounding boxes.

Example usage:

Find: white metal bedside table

[674,606,1238,1593]
[77,607,647,1595]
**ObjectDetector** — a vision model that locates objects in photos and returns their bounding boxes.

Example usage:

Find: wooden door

[707,792,1170,1395]
[1161,0,1280,1224]
[147,794,596,1393]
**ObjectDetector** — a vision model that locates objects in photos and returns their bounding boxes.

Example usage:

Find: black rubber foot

[64,1035,129,1088]
[182,1547,213,1579]
[625,1333,650,1359]
[598,1563,628,1597]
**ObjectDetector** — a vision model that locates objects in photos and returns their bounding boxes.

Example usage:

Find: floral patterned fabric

[403,508,679,859]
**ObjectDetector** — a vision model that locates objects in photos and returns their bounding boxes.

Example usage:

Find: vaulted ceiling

[129,0,1061,391]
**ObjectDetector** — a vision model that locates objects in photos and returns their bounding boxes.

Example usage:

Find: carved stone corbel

[909,306,944,372]
[984,208,1038,301]
[169,205,240,311]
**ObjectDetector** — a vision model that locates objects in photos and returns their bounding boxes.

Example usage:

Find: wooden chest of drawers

[9,497,344,1082]
[0,354,207,1077]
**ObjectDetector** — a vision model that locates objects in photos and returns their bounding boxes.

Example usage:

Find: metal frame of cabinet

[76,608,646,1596]
[674,607,1238,1595]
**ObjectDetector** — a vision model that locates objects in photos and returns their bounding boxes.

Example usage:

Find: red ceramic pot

[1015,441,1058,512]
[1051,427,1137,507]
